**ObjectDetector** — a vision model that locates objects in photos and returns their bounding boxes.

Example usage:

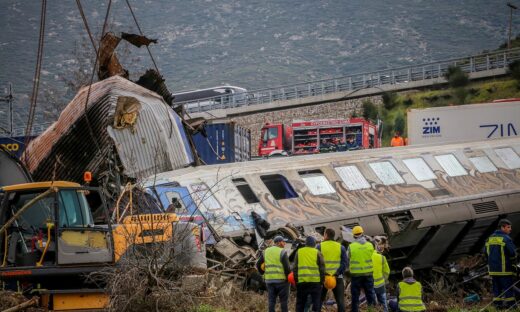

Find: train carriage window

[495,148,520,169]
[260,174,298,200]
[469,156,498,173]
[334,165,370,190]
[232,178,260,204]
[189,183,222,211]
[298,170,336,195]
[434,154,467,177]
[368,161,404,185]
[164,191,188,213]
[403,158,436,181]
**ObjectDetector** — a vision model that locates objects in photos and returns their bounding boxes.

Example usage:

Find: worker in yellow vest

[316,228,347,312]
[347,225,376,312]
[293,236,325,312]
[393,267,425,312]
[256,236,291,312]
[372,244,390,312]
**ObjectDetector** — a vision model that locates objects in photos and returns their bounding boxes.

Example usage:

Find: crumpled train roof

[24,76,193,183]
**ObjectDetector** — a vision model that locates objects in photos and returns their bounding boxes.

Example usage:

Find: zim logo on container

[422,117,440,135]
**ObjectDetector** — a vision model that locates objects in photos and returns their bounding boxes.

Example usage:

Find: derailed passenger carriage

[145,137,520,269]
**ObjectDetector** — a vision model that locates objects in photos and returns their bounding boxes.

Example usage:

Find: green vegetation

[362,99,378,121]
[382,91,399,110]
[378,78,520,146]
[444,66,470,89]
[508,59,520,87]
[497,34,520,50]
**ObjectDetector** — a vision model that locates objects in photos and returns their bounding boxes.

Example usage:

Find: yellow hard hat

[352,225,364,236]
[324,275,336,290]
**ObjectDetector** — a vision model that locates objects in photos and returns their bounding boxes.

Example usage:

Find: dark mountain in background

[0,0,516,128]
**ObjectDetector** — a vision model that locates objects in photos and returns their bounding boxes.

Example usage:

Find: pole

[8,83,13,136]
[508,3,518,49]
[510,6,513,49]
[0,83,13,136]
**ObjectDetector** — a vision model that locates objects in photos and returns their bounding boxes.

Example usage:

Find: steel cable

[125,0,161,75]
[23,0,47,166]
[75,0,98,54]
[479,278,520,311]
[81,0,113,154]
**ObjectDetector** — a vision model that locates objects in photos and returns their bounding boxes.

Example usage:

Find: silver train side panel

[144,137,520,267]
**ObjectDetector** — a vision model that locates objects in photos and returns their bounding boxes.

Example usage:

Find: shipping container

[407,100,520,145]
[0,136,35,158]
[193,122,251,165]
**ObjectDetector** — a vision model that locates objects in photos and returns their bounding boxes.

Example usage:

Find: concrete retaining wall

[227,96,382,156]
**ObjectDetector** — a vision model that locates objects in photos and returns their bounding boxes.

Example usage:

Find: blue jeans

[492,275,515,308]
[351,275,376,312]
[374,286,388,312]
[267,282,290,312]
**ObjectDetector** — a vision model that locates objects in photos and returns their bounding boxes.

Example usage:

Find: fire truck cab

[258,118,379,157]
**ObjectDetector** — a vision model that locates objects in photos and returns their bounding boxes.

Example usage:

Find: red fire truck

[258,118,380,157]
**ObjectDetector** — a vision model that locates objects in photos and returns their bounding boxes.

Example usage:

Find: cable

[125,0,160,75]
[479,279,520,311]
[23,0,47,166]
[81,0,113,153]
[75,0,98,54]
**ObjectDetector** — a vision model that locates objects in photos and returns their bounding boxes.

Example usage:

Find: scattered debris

[0,292,43,312]
[121,32,158,48]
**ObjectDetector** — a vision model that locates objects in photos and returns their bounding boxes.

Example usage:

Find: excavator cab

[0,181,113,291]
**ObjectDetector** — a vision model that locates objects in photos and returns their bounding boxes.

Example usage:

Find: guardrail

[180,48,520,113]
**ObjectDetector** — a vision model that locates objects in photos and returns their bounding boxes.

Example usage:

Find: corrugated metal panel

[107,95,193,178]
[192,123,251,165]
[24,76,193,183]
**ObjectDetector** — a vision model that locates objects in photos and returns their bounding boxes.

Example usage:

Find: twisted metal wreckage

[20,32,520,286]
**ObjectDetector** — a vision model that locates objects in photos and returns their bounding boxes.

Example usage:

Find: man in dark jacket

[256,236,291,312]
[485,219,517,309]
[293,236,326,312]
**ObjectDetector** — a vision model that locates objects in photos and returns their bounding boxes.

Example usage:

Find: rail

[179,48,520,113]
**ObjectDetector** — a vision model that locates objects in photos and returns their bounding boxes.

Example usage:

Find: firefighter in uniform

[485,219,517,309]
[293,236,325,312]
[347,225,376,312]
[317,228,347,312]
[256,236,291,312]
[394,267,426,312]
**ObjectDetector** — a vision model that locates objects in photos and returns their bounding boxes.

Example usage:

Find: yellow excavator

[0,149,203,311]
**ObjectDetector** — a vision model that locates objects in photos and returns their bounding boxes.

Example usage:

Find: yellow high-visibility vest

[297,247,320,283]
[372,251,389,288]
[398,281,426,311]
[264,246,286,281]
[321,240,341,275]
[349,241,374,275]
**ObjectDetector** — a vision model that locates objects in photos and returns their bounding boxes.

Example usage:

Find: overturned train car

[23,76,193,198]
[145,137,520,269]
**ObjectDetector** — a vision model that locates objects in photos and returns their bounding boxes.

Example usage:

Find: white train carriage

[144,137,520,268]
